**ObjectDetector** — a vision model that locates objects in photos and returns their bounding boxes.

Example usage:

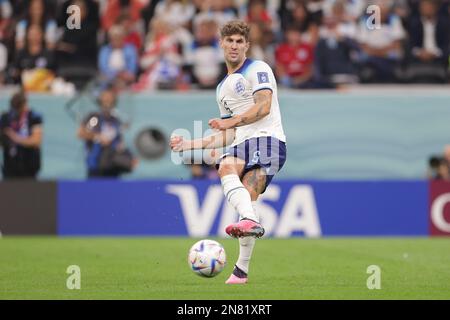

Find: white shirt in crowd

[357,14,405,49]
[422,18,442,56]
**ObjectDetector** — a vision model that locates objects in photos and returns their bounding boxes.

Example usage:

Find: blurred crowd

[0,0,449,93]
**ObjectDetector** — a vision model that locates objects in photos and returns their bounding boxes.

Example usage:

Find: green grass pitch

[1,237,449,299]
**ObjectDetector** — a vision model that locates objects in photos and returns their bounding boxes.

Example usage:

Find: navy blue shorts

[217,136,287,192]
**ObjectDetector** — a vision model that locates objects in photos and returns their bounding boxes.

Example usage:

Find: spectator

[323,0,366,22]
[11,24,56,89]
[98,25,138,90]
[247,0,272,24]
[141,0,159,35]
[0,0,7,83]
[0,90,43,180]
[133,17,182,91]
[279,0,319,45]
[116,12,143,52]
[184,17,225,89]
[314,0,358,86]
[56,0,99,69]
[10,0,27,16]
[155,0,196,29]
[245,0,276,46]
[357,0,406,83]
[407,0,449,82]
[0,41,5,83]
[189,0,237,64]
[305,0,325,25]
[15,0,58,51]
[428,156,450,180]
[0,0,12,18]
[0,0,13,42]
[101,0,145,32]
[408,0,450,17]
[57,0,99,28]
[275,26,314,88]
[77,88,137,178]
[248,22,275,65]
[193,0,237,30]
[247,0,278,39]
[392,0,412,28]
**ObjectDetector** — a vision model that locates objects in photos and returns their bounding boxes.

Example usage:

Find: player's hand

[170,135,189,152]
[208,118,236,130]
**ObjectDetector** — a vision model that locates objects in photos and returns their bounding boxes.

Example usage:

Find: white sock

[221,174,258,222]
[235,201,259,275]
[236,237,256,275]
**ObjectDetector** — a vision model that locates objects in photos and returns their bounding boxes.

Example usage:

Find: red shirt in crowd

[275,42,314,77]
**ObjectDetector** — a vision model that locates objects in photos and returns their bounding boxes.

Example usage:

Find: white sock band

[221,174,258,221]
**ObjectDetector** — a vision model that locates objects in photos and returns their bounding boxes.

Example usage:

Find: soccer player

[170,20,286,284]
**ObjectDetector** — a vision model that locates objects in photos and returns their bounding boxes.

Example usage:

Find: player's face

[220,34,249,66]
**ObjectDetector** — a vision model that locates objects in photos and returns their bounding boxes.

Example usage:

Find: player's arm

[170,128,235,152]
[208,89,272,130]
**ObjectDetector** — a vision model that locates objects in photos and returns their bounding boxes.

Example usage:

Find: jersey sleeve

[217,81,232,119]
[219,103,232,119]
[247,61,275,95]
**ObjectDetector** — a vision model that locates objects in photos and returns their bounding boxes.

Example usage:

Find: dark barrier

[58,180,429,237]
[0,181,57,235]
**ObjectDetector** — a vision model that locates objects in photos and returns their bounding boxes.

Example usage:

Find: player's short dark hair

[220,20,250,42]
[10,90,27,110]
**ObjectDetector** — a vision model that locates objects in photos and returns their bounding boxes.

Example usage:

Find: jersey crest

[234,79,245,95]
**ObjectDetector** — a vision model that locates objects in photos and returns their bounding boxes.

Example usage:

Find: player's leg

[223,160,267,238]
[226,166,267,237]
[226,168,267,284]
[226,137,287,284]
[241,167,268,201]
[218,156,259,222]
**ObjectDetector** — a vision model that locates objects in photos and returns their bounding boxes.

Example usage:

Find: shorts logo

[257,72,269,84]
[235,80,245,95]
[250,151,260,164]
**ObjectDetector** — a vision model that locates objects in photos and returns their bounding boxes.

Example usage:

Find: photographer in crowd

[77,88,137,178]
[0,90,43,179]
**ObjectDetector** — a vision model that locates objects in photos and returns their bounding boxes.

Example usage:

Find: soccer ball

[188,239,226,278]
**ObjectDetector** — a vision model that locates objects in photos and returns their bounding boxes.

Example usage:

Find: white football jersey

[216,59,286,147]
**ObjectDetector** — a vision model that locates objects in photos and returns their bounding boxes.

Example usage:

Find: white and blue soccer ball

[188,239,226,278]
